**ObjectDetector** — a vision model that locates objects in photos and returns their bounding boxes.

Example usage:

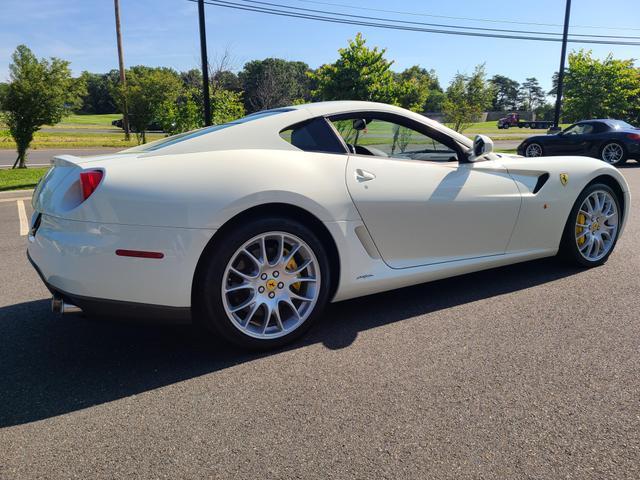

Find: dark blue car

[517,119,640,166]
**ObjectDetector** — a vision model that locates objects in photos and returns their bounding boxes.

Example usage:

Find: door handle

[355,169,376,183]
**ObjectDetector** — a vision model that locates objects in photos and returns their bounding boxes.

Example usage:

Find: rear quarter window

[280,118,346,154]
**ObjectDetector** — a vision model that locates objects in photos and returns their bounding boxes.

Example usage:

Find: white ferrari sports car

[28,101,630,348]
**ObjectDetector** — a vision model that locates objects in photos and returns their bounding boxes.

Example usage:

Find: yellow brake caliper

[576,213,586,246]
[286,257,302,291]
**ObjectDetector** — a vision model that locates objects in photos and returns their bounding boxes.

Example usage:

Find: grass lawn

[0,167,49,192]
[56,113,121,126]
[494,148,518,155]
[0,130,164,150]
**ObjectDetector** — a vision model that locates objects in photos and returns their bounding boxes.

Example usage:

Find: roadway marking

[0,197,31,203]
[16,200,29,236]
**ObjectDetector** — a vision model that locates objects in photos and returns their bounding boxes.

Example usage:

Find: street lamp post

[198,0,212,126]
[552,0,572,132]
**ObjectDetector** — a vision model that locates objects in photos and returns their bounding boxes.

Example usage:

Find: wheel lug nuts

[260,273,268,280]
[273,271,279,278]
[278,282,284,289]
[258,286,265,293]
[268,292,275,299]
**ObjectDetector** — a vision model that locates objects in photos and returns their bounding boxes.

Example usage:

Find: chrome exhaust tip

[51,294,82,314]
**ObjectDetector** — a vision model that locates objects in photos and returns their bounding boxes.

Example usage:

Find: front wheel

[559,184,621,267]
[196,217,331,349]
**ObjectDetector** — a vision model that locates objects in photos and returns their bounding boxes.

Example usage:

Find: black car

[111,117,163,132]
[517,119,640,166]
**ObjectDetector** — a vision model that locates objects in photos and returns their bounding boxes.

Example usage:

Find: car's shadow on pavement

[1,257,581,428]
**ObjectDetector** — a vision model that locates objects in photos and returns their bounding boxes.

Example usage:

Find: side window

[581,124,594,135]
[280,117,346,154]
[564,124,591,135]
[329,117,457,163]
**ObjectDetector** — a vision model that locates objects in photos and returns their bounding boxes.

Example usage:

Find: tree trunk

[12,148,27,169]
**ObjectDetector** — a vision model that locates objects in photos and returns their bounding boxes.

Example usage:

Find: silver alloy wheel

[221,231,321,339]
[525,143,543,157]
[575,190,619,262]
[601,143,624,164]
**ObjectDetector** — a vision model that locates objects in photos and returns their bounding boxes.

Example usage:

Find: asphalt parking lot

[1,166,639,479]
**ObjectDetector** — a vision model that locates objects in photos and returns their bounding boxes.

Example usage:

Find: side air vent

[533,173,550,194]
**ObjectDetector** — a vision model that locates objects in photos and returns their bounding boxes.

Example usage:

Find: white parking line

[0,197,31,203]
[16,200,29,236]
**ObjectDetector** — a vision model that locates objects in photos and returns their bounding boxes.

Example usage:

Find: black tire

[600,142,627,166]
[195,216,331,350]
[503,123,510,129]
[558,183,621,267]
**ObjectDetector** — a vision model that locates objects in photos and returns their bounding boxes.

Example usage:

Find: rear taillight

[626,133,640,141]
[79,170,103,201]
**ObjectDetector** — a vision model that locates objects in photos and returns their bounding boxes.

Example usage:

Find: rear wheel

[600,142,627,166]
[559,183,621,267]
[196,217,331,349]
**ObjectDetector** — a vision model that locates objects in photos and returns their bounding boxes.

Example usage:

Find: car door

[334,115,522,269]
[555,123,595,155]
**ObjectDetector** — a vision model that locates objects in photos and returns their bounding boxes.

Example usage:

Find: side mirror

[353,118,367,131]
[469,134,493,161]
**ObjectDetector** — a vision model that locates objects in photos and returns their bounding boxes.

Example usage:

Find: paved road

[0,148,121,167]
[1,167,639,479]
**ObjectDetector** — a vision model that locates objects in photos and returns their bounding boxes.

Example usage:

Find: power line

[295,0,640,32]
[235,0,640,40]
[188,0,640,46]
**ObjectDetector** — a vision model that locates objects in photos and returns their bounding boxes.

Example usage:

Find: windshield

[123,108,295,153]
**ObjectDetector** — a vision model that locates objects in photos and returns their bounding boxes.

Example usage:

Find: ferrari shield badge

[560,173,569,186]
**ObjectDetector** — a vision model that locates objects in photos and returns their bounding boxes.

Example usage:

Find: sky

[1,0,639,92]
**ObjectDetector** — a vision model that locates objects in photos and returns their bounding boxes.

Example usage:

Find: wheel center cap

[266,279,277,291]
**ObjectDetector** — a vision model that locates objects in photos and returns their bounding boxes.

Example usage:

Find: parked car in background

[497,112,553,130]
[518,119,640,166]
[111,117,163,132]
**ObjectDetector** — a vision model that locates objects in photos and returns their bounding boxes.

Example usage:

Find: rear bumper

[28,251,190,320]
[625,141,640,156]
[27,214,215,314]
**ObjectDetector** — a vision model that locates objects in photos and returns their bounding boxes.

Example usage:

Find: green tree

[157,88,201,135]
[519,77,546,111]
[1,45,84,168]
[563,50,640,123]
[443,64,493,132]
[211,88,245,124]
[239,58,311,112]
[489,74,520,111]
[78,71,119,114]
[0,82,8,106]
[112,66,182,143]
[395,66,436,112]
[158,84,245,135]
[311,33,398,104]
[180,68,202,91]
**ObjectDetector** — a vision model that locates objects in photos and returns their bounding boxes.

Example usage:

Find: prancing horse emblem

[560,173,569,186]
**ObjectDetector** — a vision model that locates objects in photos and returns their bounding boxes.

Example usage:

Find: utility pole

[198,0,212,126]
[552,0,572,132]
[114,0,130,140]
